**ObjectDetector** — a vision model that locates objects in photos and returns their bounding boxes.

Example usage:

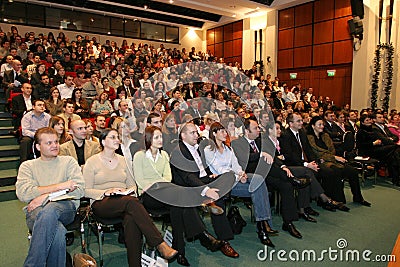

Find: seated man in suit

[231,118,303,239]
[324,110,344,151]
[280,113,350,211]
[2,59,29,100]
[11,82,36,131]
[357,114,400,186]
[59,120,101,168]
[372,111,399,144]
[170,122,239,259]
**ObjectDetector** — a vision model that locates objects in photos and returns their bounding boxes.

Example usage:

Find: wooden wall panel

[294,25,312,47]
[333,40,353,64]
[279,8,294,29]
[207,45,214,55]
[233,39,242,56]
[334,16,352,41]
[314,20,333,44]
[278,50,293,69]
[278,29,294,50]
[214,43,223,59]
[335,0,352,18]
[313,43,333,66]
[224,41,233,58]
[233,21,242,39]
[294,46,312,68]
[214,27,223,43]
[224,24,233,41]
[314,0,334,22]
[295,2,313,26]
[207,29,214,44]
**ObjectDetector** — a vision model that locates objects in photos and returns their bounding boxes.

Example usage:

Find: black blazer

[323,121,344,143]
[117,85,136,98]
[11,94,36,118]
[2,69,29,90]
[279,128,316,166]
[273,97,285,110]
[169,141,212,187]
[372,124,399,144]
[344,121,357,134]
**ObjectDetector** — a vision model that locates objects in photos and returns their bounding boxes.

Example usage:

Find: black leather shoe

[355,200,371,207]
[261,220,279,236]
[177,254,190,266]
[197,231,224,252]
[256,222,275,247]
[299,213,317,223]
[336,203,350,212]
[282,223,302,239]
[220,241,239,258]
[304,207,319,216]
[317,199,336,212]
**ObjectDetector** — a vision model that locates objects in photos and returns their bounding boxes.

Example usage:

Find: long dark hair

[208,122,230,151]
[99,128,118,150]
[145,125,162,150]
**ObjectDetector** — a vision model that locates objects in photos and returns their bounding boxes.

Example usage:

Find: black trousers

[289,166,324,208]
[266,166,298,223]
[317,165,346,203]
[92,196,163,267]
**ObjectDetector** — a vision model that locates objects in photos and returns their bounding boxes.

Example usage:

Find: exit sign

[327,70,336,77]
[290,73,297,79]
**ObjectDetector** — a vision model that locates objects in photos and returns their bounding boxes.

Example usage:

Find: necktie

[295,132,307,161]
[68,117,72,129]
[250,140,258,153]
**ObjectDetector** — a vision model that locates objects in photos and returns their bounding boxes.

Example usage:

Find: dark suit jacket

[279,128,317,166]
[344,121,357,134]
[170,141,212,187]
[273,97,285,110]
[372,124,399,144]
[323,121,344,143]
[2,69,29,91]
[117,85,136,98]
[11,94,36,119]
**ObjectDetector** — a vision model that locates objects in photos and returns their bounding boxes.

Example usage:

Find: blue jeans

[231,173,273,225]
[24,200,76,267]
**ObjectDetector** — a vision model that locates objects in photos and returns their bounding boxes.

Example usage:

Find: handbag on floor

[227,205,246,235]
[73,253,97,267]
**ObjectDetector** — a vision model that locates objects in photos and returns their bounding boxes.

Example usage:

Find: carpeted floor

[1,177,399,267]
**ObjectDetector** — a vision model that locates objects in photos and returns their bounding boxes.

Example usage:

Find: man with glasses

[59,120,101,167]
[20,99,51,162]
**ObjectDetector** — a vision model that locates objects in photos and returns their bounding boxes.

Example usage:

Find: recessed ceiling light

[144,4,148,9]
[169,0,174,3]
[256,7,260,10]
[232,14,236,17]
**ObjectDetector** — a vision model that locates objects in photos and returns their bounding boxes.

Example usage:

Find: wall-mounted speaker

[351,0,364,19]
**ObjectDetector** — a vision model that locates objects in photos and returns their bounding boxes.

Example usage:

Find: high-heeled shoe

[177,254,190,266]
[157,242,178,261]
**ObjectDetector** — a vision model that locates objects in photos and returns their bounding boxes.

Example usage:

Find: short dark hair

[146,112,161,124]
[98,128,117,150]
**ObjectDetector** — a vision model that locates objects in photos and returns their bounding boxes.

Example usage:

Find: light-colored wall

[241,12,278,77]
[351,0,399,110]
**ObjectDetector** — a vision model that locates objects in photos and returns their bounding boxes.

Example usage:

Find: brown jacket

[59,140,101,165]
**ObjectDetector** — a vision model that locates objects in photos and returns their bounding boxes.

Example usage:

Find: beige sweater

[16,156,85,208]
[83,153,137,201]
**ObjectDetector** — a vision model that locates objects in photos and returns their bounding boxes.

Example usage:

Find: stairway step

[0,185,17,202]
[0,135,18,145]
[0,112,12,118]
[0,169,18,187]
[0,156,19,169]
[0,118,13,127]
[0,145,20,157]
[0,126,14,135]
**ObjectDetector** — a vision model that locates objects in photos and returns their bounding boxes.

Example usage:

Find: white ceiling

[153,0,313,28]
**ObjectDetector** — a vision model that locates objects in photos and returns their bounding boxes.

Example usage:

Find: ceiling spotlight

[90,18,94,22]
[8,0,13,3]
[169,0,174,3]
[232,14,236,17]
[256,7,260,10]
[144,4,148,9]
